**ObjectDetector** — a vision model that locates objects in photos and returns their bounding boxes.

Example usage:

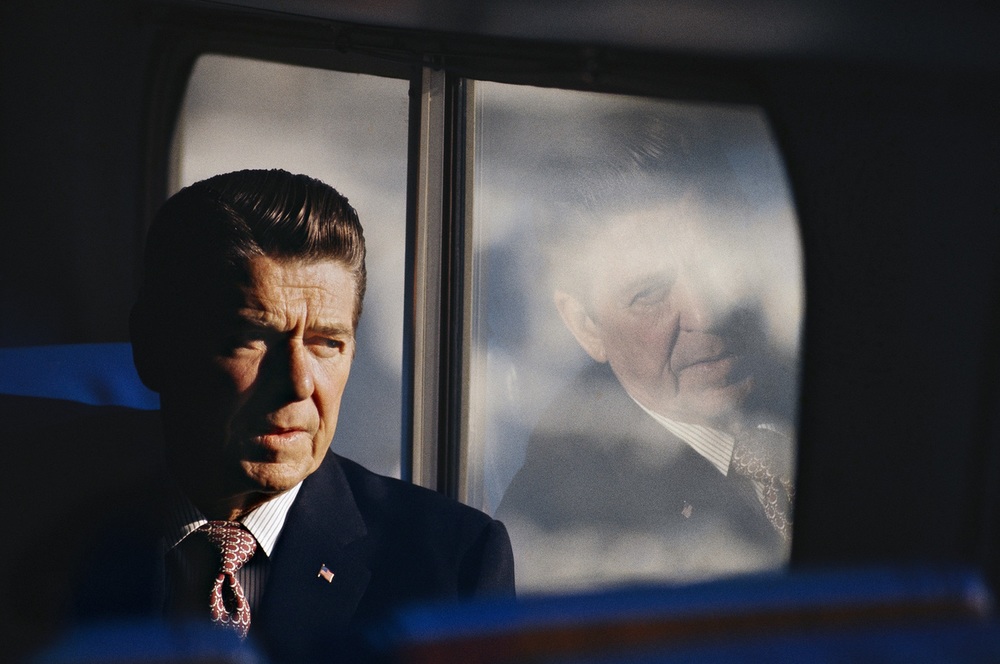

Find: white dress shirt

[163,482,302,613]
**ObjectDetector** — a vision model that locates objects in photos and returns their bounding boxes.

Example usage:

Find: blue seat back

[0,343,158,409]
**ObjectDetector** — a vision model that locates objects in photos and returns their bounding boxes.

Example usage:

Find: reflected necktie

[732,427,795,542]
[198,521,257,638]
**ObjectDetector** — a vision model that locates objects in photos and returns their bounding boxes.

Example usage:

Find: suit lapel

[257,453,371,642]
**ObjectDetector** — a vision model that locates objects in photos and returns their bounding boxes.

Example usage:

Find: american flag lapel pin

[318,564,334,583]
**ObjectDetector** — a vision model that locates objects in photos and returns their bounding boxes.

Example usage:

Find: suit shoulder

[330,453,496,531]
[326,453,515,597]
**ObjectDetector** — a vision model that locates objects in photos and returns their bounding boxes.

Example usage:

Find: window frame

[143,4,794,502]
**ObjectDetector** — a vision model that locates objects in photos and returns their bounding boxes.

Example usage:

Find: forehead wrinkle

[236,288,351,330]
[236,303,352,335]
[233,255,357,334]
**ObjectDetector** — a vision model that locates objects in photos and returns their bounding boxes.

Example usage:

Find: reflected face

[158,256,356,510]
[566,204,756,427]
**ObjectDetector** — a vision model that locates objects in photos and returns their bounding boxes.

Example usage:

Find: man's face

[158,256,356,510]
[563,202,757,427]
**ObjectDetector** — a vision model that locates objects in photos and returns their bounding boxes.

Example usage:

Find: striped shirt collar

[164,482,303,557]
[632,398,735,476]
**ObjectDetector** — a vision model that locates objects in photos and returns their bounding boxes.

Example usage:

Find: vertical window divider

[406,67,446,489]
[437,74,471,499]
[458,80,483,507]
[407,69,474,501]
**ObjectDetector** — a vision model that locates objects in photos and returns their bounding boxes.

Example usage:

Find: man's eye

[629,285,667,307]
[308,336,346,353]
[223,329,267,352]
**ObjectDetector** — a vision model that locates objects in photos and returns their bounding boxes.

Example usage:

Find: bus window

[466,82,803,592]
[170,54,408,478]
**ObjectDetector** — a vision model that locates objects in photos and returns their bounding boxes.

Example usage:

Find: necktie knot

[197,521,257,638]
[200,520,257,574]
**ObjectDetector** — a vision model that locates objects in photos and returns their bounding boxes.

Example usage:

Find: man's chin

[239,460,314,495]
[665,380,754,428]
[690,402,749,430]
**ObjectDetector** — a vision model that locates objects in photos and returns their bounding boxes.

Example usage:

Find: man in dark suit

[497,142,798,590]
[64,169,513,662]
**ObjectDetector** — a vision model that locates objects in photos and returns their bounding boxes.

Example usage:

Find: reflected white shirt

[632,399,777,509]
[632,398,735,476]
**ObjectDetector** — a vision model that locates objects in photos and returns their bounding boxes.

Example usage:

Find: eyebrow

[309,324,354,338]
[618,273,672,296]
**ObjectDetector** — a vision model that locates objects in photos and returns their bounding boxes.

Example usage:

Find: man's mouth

[670,333,747,388]
[676,353,740,387]
[673,350,735,374]
[253,426,310,447]
[671,332,741,372]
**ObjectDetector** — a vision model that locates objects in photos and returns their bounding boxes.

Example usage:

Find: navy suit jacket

[69,449,514,663]
[255,452,514,661]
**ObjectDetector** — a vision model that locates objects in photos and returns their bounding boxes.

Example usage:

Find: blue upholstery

[0,343,158,409]
[378,567,1000,662]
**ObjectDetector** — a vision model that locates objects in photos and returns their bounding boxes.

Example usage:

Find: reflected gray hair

[534,107,748,299]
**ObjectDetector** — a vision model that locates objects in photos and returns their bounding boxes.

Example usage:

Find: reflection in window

[170,55,408,478]
[469,83,803,592]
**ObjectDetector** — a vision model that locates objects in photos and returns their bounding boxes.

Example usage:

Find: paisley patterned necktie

[198,521,257,638]
[732,427,795,542]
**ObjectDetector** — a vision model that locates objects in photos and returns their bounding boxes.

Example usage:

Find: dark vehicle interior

[3,0,1000,661]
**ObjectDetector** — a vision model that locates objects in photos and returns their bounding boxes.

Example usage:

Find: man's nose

[267,340,314,402]
[675,275,722,332]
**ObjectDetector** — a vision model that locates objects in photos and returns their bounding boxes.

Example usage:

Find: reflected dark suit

[497,362,782,585]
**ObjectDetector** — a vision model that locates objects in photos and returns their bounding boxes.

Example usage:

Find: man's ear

[553,290,607,363]
[129,301,163,393]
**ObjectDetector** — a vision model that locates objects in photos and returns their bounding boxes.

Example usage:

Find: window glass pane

[470,82,803,593]
[171,55,408,478]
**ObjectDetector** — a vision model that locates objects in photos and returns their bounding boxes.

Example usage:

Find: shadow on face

[553,197,796,429]
[139,256,357,517]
